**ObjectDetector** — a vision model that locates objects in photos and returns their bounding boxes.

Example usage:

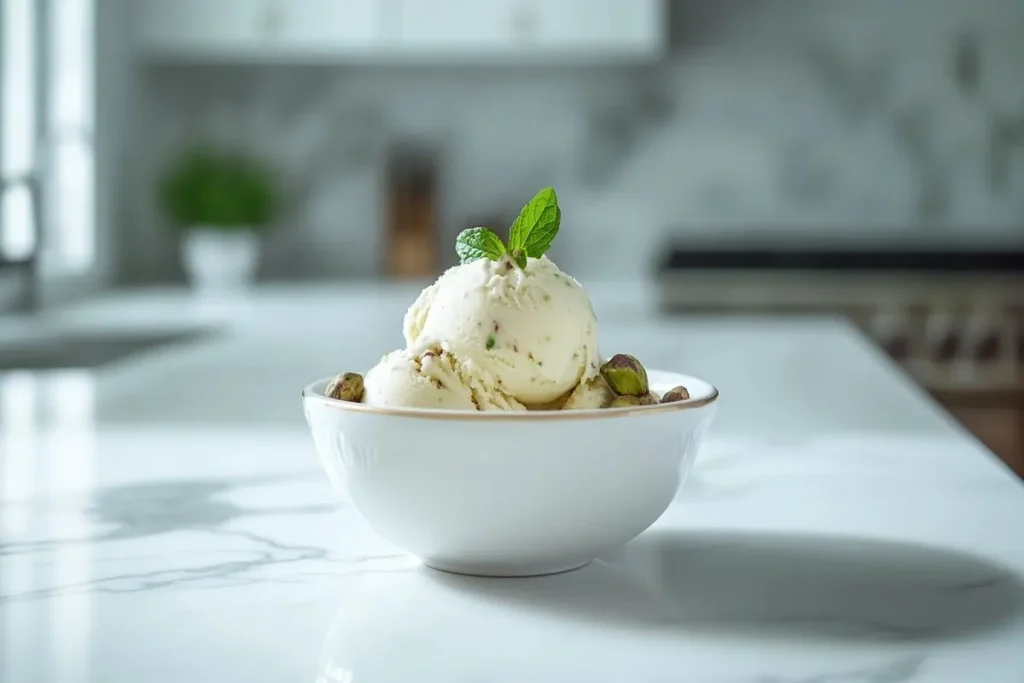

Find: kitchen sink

[0,328,216,370]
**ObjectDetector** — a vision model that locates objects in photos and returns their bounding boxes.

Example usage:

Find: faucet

[0,171,43,313]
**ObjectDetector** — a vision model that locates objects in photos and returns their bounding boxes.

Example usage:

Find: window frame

[0,0,42,270]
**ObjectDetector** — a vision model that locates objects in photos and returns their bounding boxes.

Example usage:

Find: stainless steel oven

[657,242,1024,476]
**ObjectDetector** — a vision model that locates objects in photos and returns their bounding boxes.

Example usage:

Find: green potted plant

[159,146,280,293]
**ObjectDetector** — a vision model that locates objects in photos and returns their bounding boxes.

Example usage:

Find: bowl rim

[302,370,718,422]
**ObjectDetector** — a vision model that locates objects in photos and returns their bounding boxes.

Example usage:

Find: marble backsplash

[119,0,1024,283]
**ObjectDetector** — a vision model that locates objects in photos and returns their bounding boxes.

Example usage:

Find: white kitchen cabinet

[386,1,515,52]
[531,0,664,54]
[385,0,665,60]
[134,0,664,62]
[134,0,379,59]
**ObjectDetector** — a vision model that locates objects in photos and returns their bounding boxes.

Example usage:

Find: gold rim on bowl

[302,375,719,422]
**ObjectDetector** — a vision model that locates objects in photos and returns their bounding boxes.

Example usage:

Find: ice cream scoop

[561,375,615,410]
[363,347,525,411]
[403,254,601,406]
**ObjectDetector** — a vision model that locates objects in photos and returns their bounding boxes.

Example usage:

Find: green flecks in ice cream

[486,334,496,350]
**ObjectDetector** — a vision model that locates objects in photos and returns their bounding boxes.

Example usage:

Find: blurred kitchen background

[1,0,1023,471]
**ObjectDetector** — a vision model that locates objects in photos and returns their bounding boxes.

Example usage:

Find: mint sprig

[454,187,561,268]
[455,227,506,264]
[508,187,560,267]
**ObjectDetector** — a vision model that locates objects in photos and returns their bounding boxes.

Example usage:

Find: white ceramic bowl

[303,370,718,577]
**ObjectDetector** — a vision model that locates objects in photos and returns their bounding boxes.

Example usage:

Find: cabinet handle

[510,6,536,41]
[261,3,284,37]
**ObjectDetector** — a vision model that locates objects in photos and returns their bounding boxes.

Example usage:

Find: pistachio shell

[609,395,642,408]
[326,372,364,403]
[660,385,690,404]
[609,392,657,408]
[599,354,649,396]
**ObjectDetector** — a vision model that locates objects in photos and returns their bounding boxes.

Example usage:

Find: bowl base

[423,558,592,578]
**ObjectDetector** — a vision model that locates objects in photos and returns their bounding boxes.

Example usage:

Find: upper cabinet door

[532,0,664,56]
[135,0,379,58]
[387,0,664,60]
[385,0,519,53]
[274,0,378,52]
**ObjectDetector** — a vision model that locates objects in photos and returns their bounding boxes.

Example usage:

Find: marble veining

[753,656,925,683]
[2,484,334,601]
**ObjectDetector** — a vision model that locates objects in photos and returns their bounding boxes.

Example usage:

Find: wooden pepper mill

[384,142,440,279]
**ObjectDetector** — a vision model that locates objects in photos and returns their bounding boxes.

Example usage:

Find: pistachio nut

[326,372,364,403]
[609,395,642,408]
[599,353,649,397]
[660,385,690,404]
[609,392,657,408]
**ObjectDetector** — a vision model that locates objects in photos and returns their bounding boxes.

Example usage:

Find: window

[47,0,95,273]
[1,0,95,273]
[0,0,38,261]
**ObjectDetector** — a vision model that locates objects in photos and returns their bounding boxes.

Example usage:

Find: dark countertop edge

[657,248,1024,274]
[0,258,32,271]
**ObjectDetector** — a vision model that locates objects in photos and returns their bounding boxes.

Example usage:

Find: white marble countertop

[2,284,1024,683]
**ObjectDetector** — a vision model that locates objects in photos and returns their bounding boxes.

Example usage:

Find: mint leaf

[508,187,561,260]
[456,227,506,264]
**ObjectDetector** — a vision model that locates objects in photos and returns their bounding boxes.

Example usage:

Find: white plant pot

[181,227,261,294]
